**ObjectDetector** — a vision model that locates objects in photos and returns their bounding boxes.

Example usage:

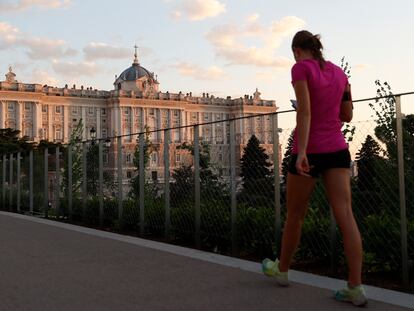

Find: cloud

[354,64,369,71]
[52,60,102,77]
[0,0,72,12]
[83,42,153,62]
[170,0,225,21]
[206,15,305,68]
[30,69,59,85]
[173,62,227,80]
[83,42,131,61]
[0,21,77,59]
[255,71,275,82]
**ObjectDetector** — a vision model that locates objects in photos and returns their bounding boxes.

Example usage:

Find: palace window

[24,128,32,137]
[25,103,31,111]
[101,108,106,115]
[126,154,132,164]
[72,107,78,115]
[176,154,181,163]
[174,110,179,117]
[42,105,47,112]
[88,107,94,115]
[55,106,61,114]
[151,153,157,166]
[8,103,14,111]
[55,129,62,140]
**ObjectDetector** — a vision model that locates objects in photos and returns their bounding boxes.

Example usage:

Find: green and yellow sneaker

[261,258,289,287]
[334,285,368,307]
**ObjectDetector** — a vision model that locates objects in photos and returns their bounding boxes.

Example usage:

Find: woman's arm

[294,80,311,155]
[339,84,353,122]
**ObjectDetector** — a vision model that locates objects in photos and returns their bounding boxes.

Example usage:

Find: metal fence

[0,92,413,292]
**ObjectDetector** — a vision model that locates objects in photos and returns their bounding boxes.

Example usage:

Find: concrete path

[0,212,412,311]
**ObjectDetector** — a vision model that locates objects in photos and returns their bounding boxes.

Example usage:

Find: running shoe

[262,258,289,286]
[334,285,368,307]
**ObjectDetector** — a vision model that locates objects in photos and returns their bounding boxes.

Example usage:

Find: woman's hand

[295,152,312,177]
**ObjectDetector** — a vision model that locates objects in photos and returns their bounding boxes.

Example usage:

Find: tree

[129,126,156,200]
[355,135,384,191]
[369,80,414,217]
[340,57,356,143]
[170,165,194,208]
[174,140,227,204]
[0,128,34,154]
[170,140,227,208]
[238,135,273,206]
[62,119,84,197]
[281,130,294,184]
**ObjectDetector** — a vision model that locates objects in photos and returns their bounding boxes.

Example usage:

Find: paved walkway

[0,212,412,311]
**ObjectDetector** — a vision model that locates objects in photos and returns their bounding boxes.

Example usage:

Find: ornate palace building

[0,51,278,180]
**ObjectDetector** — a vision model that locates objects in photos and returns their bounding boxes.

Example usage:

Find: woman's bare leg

[322,168,363,286]
[279,173,317,272]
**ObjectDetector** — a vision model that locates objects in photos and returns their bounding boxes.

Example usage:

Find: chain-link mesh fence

[1,93,413,292]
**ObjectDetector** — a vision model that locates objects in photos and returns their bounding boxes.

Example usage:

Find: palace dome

[117,63,153,82]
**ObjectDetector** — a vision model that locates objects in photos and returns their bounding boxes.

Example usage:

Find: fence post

[194,125,201,248]
[17,151,21,213]
[2,154,6,209]
[139,133,145,235]
[117,136,123,229]
[1,155,5,209]
[44,148,48,218]
[29,150,34,214]
[68,145,73,221]
[330,210,338,275]
[82,142,87,221]
[271,113,282,255]
[229,119,238,255]
[395,95,408,288]
[9,153,13,211]
[164,129,171,238]
[99,139,104,227]
[55,146,60,218]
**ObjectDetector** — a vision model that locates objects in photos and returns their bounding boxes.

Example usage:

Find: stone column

[197,112,201,140]
[96,107,101,138]
[117,107,122,137]
[48,104,53,141]
[32,102,38,141]
[63,105,69,142]
[16,101,22,136]
[0,101,5,128]
[239,113,245,144]
[156,108,161,141]
[187,111,192,141]
[130,107,135,136]
[141,107,146,131]
[180,110,185,142]
[81,106,87,139]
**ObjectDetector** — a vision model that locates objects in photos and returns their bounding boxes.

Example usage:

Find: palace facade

[0,52,278,181]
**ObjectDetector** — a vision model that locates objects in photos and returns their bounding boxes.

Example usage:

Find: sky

[1,0,413,129]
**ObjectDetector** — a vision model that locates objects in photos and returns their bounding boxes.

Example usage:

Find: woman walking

[262,30,367,307]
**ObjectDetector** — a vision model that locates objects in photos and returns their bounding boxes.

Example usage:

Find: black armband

[342,91,352,101]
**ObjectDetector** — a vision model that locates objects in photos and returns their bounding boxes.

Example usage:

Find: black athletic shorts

[288,148,351,178]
